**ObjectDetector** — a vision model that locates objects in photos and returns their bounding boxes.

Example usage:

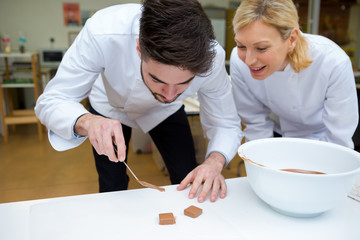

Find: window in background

[295,0,359,71]
[319,0,359,71]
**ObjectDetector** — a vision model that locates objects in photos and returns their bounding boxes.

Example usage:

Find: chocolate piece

[184,205,202,218]
[159,213,176,225]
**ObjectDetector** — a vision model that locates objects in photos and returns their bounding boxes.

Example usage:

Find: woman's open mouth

[249,65,266,74]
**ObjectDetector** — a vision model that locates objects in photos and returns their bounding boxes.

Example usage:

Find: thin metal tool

[122,161,139,181]
[113,144,165,192]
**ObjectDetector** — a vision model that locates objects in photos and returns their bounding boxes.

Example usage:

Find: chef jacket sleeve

[197,45,243,166]
[35,18,104,151]
[321,56,358,149]
[229,47,274,141]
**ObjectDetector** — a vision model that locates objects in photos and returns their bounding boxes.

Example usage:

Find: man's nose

[162,85,178,100]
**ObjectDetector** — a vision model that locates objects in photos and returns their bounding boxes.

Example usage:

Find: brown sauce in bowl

[239,152,327,175]
[280,169,326,174]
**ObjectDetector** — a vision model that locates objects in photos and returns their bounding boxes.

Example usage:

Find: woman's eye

[257,47,267,51]
[237,45,246,49]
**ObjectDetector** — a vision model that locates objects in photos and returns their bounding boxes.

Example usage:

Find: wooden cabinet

[225,8,237,61]
[0,52,43,143]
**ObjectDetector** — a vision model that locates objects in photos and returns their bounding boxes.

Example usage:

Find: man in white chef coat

[35,0,242,203]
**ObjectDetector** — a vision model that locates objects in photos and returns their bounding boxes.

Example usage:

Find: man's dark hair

[139,0,216,75]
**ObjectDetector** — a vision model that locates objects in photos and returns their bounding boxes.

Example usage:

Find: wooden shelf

[2,83,35,88]
[0,52,43,143]
[0,52,35,58]
[4,113,38,124]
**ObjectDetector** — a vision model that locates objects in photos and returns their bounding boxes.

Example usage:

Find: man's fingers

[219,178,227,199]
[177,172,194,191]
[112,121,125,162]
[177,159,228,203]
[197,177,214,203]
[209,178,220,202]
[89,129,104,155]
[188,171,205,199]
[104,133,118,162]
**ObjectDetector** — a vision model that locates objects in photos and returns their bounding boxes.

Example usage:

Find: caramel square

[184,205,202,218]
[159,212,176,225]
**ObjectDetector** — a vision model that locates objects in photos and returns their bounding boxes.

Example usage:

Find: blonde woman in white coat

[230,0,358,148]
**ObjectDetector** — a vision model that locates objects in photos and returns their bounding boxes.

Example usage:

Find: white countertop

[0,177,359,240]
[183,95,200,115]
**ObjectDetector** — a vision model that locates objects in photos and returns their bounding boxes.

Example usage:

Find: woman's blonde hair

[233,0,312,72]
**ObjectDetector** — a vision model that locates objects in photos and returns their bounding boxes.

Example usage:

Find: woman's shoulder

[300,33,353,82]
[303,33,348,59]
[302,33,350,68]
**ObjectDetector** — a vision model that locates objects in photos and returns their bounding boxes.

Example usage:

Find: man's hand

[74,113,126,162]
[177,152,227,203]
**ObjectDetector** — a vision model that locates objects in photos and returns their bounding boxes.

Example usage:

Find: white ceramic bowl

[238,138,360,218]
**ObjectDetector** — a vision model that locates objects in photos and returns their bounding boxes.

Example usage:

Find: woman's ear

[288,28,299,52]
[136,38,141,58]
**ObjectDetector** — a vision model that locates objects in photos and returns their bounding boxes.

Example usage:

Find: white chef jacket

[35,4,242,165]
[230,33,358,149]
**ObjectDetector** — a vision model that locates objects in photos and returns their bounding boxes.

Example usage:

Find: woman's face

[234,20,297,80]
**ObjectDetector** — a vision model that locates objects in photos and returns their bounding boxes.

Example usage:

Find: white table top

[0,177,359,240]
[183,96,200,115]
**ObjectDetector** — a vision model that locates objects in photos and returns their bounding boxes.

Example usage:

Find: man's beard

[140,61,183,104]
[151,91,182,104]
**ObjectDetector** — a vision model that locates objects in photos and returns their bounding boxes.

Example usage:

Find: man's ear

[288,28,299,52]
[136,38,141,58]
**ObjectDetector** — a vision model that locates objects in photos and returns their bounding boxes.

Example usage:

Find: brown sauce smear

[240,152,326,175]
[280,169,326,174]
[138,180,165,192]
[239,153,266,167]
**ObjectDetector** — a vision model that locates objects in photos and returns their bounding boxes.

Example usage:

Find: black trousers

[89,104,197,192]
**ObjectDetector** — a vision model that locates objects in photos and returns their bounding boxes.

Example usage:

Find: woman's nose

[245,50,256,66]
